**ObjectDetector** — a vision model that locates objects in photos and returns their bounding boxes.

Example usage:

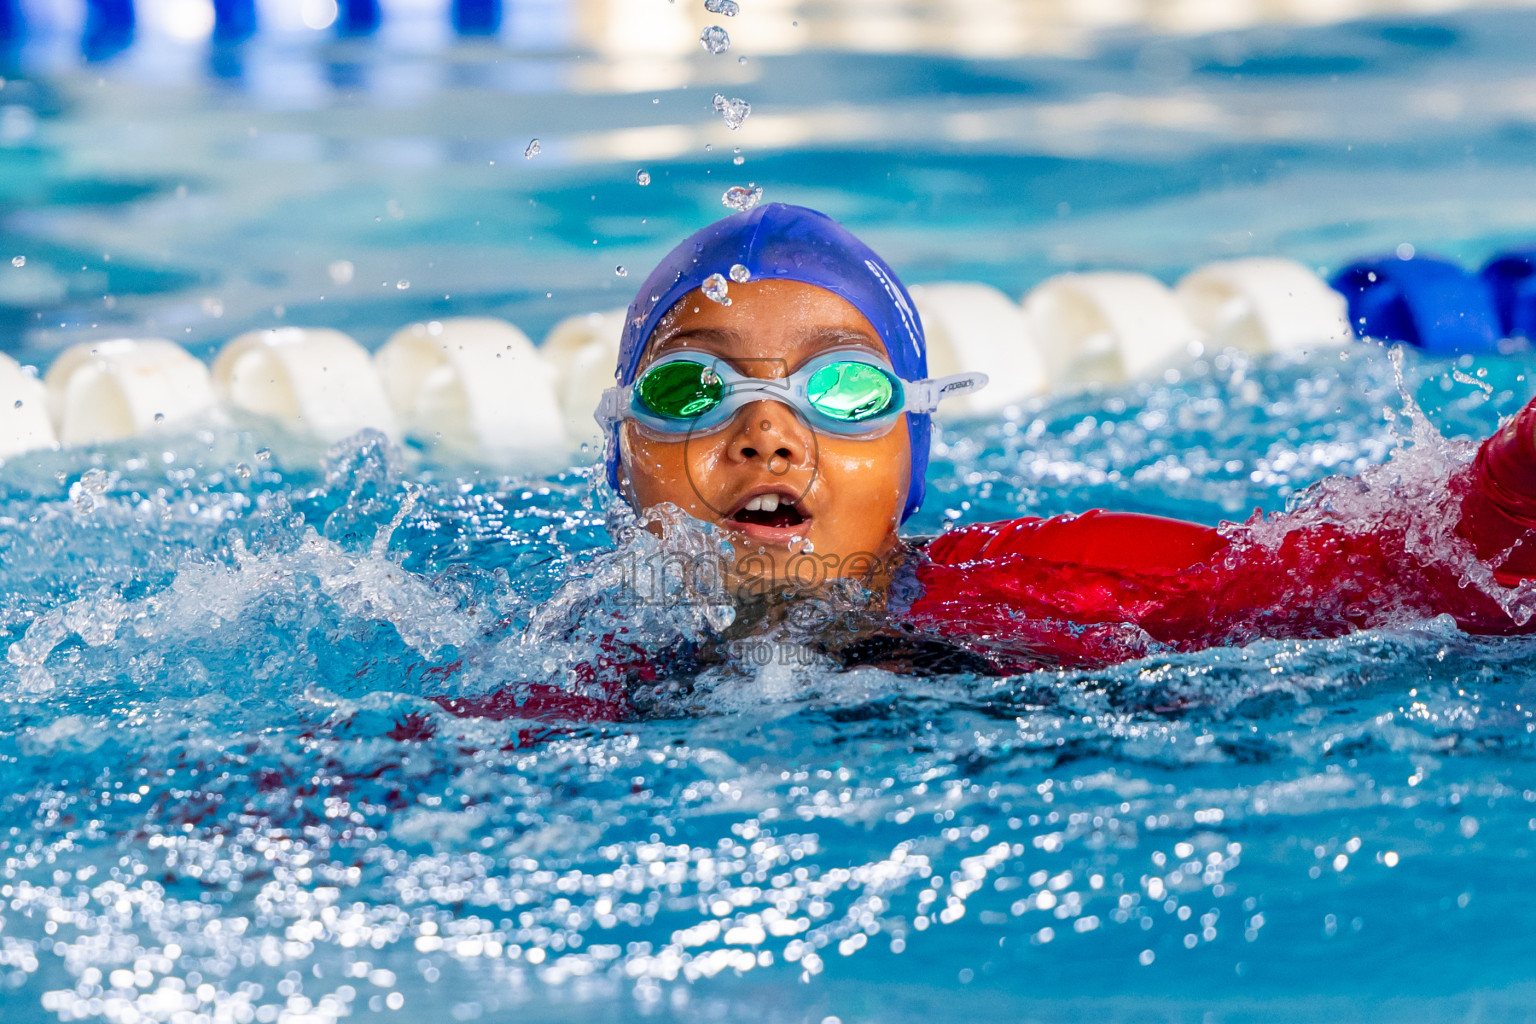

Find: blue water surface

[0,343,1532,1024]
[3,4,1536,1023]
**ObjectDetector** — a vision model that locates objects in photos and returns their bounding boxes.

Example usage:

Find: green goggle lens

[806,362,896,421]
[634,361,724,418]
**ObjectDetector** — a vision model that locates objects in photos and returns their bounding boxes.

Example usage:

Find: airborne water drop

[722,184,763,212]
[700,25,730,54]
[702,273,731,306]
[711,93,751,131]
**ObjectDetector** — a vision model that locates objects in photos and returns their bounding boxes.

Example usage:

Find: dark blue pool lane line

[1333,249,1536,355]
[0,0,505,46]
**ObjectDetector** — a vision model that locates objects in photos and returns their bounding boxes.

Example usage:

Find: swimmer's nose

[725,400,813,471]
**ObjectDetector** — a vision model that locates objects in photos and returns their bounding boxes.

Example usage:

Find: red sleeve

[1454,396,1536,583]
[906,400,1536,670]
[924,508,1225,571]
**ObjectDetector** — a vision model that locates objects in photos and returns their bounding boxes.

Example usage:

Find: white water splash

[527,503,737,647]
[1223,347,1536,625]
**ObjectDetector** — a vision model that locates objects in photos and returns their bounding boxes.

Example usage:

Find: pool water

[5,4,1536,1023]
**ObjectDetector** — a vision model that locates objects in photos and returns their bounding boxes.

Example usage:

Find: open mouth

[730,493,806,530]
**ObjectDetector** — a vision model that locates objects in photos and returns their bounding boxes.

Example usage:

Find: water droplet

[636,169,652,186]
[396,280,410,290]
[722,184,763,211]
[1396,242,1415,261]
[700,25,730,54]
[733,155,744,165]
[704,0,739,15]
[615,265,628,277]
[153,412,165,423]
[12,399,20,408]
[702,273,731,306]
[729,264,751,283]
[10,255,23,267]
[711,93,751,130]
[254,447,272,462]
[524,138,541,159]
[234,462,251,480]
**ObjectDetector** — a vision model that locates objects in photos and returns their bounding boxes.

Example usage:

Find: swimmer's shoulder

[912,510,1224,570]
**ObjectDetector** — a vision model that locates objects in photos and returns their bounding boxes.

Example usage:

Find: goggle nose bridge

[721,375,794,400]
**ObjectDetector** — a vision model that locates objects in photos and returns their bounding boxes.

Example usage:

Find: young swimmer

[593,203,1536,675]
[428,202,1536,729]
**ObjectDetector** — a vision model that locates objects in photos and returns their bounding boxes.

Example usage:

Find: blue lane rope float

[83,0,135,62]
[1481,249,1536,343]
[0,0,21,43]
[453,0,502,36]
[212,0,257,46]
[1330,255,1502,355]
[337,0,382,37]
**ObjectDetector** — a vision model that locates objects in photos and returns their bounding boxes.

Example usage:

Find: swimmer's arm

[924,508,1224,575]
[1455,394,1536,584]
[914,399,1536,649]
[930,390,1536,585]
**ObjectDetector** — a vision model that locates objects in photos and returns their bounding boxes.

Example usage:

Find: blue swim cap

[607,203,930,522]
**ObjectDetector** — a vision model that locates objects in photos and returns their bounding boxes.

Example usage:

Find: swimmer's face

[620,279,910,589]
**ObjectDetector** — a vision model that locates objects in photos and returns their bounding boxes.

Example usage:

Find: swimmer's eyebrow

[649,326,743,352]
[646,326,885,373]
[792,326,882,351]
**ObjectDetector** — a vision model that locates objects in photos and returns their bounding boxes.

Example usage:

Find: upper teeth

[745,494,781,512]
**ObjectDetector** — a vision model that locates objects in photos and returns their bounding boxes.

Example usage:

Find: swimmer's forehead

[641,279,891,377]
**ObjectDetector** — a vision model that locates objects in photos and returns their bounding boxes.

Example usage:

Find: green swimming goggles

[596,348,988,438]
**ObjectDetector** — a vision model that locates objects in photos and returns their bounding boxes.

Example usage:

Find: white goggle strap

[594,386,627,429]
[904,371,989,414]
